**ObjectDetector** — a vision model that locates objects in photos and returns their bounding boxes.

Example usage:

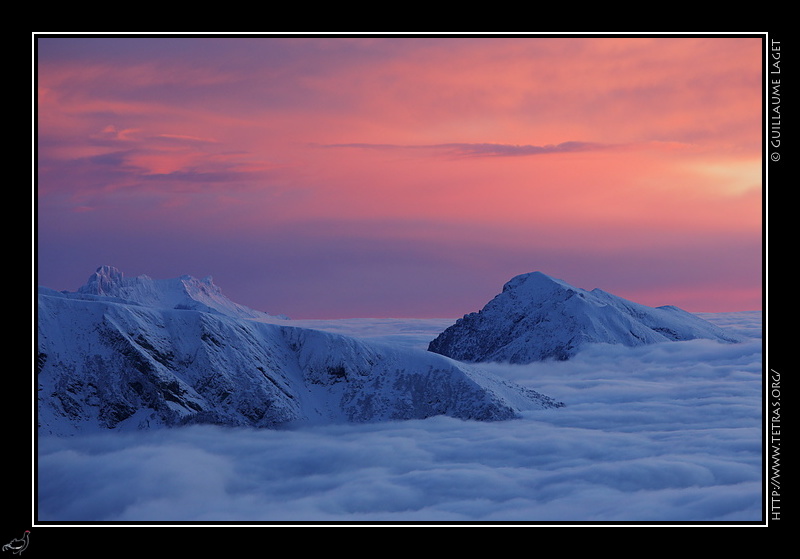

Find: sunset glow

[36,35,764,318]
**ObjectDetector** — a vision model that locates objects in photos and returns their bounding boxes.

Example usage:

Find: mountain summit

[74,265,281,320]
[428,272,742,364]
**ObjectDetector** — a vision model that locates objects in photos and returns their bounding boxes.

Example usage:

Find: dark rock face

[428,272,742,364]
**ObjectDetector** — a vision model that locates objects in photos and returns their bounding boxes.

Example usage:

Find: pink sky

[36,35,763,318]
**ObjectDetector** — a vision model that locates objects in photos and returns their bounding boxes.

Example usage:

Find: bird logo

[2,531,29,555]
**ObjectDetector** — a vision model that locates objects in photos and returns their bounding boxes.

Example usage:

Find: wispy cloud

[322,141,613,158]
[153,133,221,144]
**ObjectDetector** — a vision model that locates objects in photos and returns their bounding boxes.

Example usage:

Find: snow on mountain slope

[428,271,743,364]
[37,268,563,435]
[280,325,562,424]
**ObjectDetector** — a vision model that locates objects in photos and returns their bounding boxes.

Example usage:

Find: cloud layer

[37,312,763,523]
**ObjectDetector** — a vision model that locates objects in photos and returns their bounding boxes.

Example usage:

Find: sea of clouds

[36,312,763,524]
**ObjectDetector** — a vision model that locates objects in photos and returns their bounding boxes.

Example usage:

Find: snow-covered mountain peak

[74,265,281,320]
[503,271,574,292]
[177,274,224,299]
[500,272,583,300]
[78,265,127,295]
[429,271,743,364]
